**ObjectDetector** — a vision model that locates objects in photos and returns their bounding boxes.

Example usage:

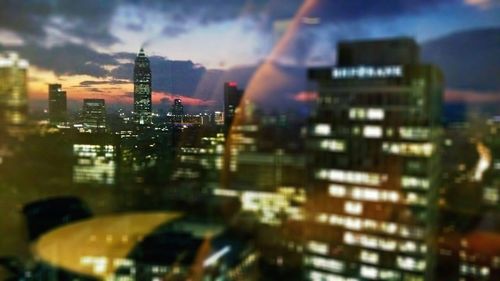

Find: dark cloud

[0,42,118,77]
[109,55,207,94]
[0,0,119,46]
[80,79,130,86]
[89,88,104,93]
[0,0,463,47]
[422,27,500,92]
[162,25,189,37]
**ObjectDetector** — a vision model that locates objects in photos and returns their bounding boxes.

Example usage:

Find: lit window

[307,241,329,255]
[328,184,347,197]
[397,256,425,271]
[363,126,382,138]
[360,266,378,279]
[399,127,430,140]
[314,124,331,136]
[305,256,344,273]
[382,142,434,157]
[320,139,346,152]
[360,250,379,264]
[344,201,363,215]
[316,169,384,186]
[401,176,430,189]
[399,241,418,252]
[367,109,384,120]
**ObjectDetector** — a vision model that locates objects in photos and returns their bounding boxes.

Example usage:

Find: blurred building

[81,99,106,133]
[304,38,443,280]
[215,111,224,125]
[0,52,28,136]
[224,82,244,133]
[73,142,117,185]
[171,98,184,121]
[48,84,67,125]
[133,48,152,125]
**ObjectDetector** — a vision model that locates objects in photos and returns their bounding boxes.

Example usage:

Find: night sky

[0,0,499,113]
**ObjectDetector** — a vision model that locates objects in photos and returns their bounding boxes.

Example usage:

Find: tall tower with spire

[133,48,152,125]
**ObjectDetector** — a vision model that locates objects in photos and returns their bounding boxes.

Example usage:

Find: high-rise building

[0,52,28,135]
[172,98,184,116]
[81,99,106,132]
[223,82,244,133]
[48,84,67,125]
[304,38,443,281]
[133,48,152,125]
[170,98,184,123]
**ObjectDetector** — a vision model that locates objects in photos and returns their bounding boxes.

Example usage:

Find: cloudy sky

[0,0,499,113]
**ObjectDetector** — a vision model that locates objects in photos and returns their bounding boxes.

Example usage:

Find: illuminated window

[397,256,425,271]
[348,108,385,121]
[399,241,418,252]
[399,127,430,140]
[314,124,331,136]
[379,270,399,279]
[401,176,430,189]
[320,139,346,152]
[344,201,363,215]
[305,256,344,273]
[382,142,434,157]
[308,270,358,281]
[363,126,382,138]
[360,250,379,264]
[328,184,347,197]
[360,266,378,279]
[316,169,384,186]
[367,108,384,120]
[307,241,329,255]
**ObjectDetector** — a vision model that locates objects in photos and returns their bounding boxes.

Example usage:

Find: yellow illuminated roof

[33,212,182,278]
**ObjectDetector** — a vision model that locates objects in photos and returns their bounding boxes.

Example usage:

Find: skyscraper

[48,84,67,125]
[304,38,443,281]
[82,99,106,133]
[223,82,244,133]
[171,98,184,123]
[133,48,152,125]
[0,52,28,135]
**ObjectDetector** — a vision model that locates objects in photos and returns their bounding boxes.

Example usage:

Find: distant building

[73,140,117,185]
[134,48,152,125]
[48,84,67,125]
[0,52,28,135]
[304,38,443,281]
[81,99,106,132]
[170,98,184,123]
[224,82,244,133]
[172,98,184,116]
[214,111,224,125]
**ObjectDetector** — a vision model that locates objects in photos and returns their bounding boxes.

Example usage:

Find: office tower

[133,48,152,125]
[73,143,116,185]
[172,98,184,116]
[214,111,224,125]
[82,99,106,132]
[170,98,184,123]
[48,84,67,125]
[0,52,28,135]
[305,38,443,281]
[223,82,244,133]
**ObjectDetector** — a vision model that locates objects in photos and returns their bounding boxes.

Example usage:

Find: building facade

[304,38,443,281]
[133,48,152,125]
[224,82,244,133]
[48,84,67,125]
[0,52,28,135]
[81,99,106,133]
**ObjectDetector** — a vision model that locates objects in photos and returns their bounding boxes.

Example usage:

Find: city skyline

[0,0,499,114]
[1,3,499,277]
